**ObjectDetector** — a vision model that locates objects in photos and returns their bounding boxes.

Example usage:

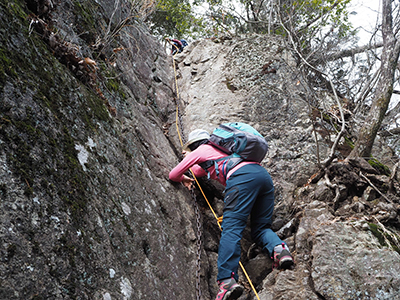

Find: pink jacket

[169,144,258,186]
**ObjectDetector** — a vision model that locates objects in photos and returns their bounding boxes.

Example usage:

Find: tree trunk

[348,0,400,159]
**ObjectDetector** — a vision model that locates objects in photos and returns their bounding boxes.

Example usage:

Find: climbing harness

[170,46,261,300]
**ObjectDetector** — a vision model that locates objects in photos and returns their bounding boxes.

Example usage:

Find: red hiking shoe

[215,274,244,300]
[272,243,294,270]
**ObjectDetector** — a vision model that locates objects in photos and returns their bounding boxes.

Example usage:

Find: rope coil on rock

[169,43,260,300]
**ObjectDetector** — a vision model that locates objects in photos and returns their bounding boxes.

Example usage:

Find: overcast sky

[348,0,381,44]
[348,1,400,115]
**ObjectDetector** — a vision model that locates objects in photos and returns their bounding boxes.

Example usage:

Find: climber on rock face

[169,128,294,300]
[166,38,188,55]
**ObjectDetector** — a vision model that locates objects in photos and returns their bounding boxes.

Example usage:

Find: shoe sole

[223,285,244,300]
[279,256,294,269]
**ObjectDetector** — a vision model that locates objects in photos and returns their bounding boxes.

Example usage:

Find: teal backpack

[200,122,268,179]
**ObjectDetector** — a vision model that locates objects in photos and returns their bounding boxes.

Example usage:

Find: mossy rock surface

[0,1,195,300]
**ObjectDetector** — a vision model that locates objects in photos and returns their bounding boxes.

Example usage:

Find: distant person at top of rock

[166,38,188,55]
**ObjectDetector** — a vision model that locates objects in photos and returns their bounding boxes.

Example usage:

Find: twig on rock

[389,161,399,193]
[373,216,400,251]
[359,172,392,203]
[324,173,341,207]
[390,161,399,182]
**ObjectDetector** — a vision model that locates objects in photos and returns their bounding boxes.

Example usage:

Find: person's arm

[169,148,209,190]
[189,164,207,178]
[169,150,204,182]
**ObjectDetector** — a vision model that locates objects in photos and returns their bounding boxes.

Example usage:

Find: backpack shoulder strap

[199,160,219,179]
[199,154,243,180]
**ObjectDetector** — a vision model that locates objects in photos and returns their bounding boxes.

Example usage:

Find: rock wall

[173,37,400,300]
[1,1,400,300]
[1,1,199,299]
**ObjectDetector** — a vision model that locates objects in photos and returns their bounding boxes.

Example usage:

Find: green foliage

[148,0,205,38]
[146,0,354,40]
[278,0,353,43]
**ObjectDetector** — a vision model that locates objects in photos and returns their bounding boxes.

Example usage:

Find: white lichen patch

[96,215,103,227]
[33,197,40,204]
[75,144,89,171]
[109,268,116,278]
[31,212,40,226]
[144,201,152,214]
[27,265,34,271]
[103,292,111,300]
[87,137,96,149]
[50,216,60,223]
[120,277,133,300]
[145,167,153,180]
[121,202,131,215]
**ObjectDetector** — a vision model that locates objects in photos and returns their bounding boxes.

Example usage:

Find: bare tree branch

[278,10,346,168]
[360,172,392,203]
[326,42,384,61]
[354,68,380,113]
[379,128,400,136]
[349,0,400,158]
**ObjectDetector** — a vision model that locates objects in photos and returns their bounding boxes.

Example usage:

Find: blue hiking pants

[217,164,283,281]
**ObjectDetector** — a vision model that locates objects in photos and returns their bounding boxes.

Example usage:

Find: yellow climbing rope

[169,41,261,300]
